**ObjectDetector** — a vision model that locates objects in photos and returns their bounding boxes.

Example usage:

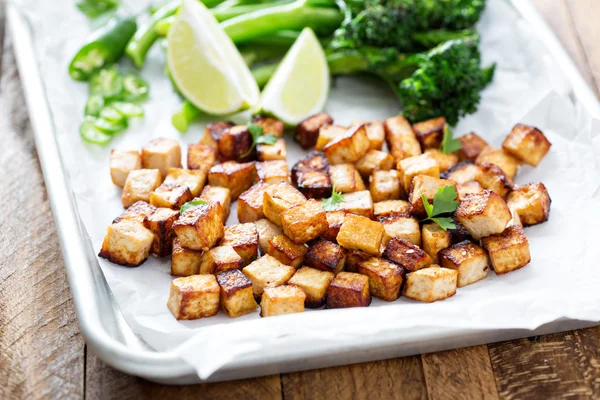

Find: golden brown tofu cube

[380,214,421,246]
[255,218,283,255]
[141,138,182,178]
[150,183,194,210]
[502,124,551,166]
[337,190,374,219]
[220,223,260,265]
[507,205,523,228]
[296,112,333,149]
[242,255,296,299]
[208,161,256,200]
[506,183,551,226]
[305,239,346,273]
[263,181,307,227]
[370,170,403,203]
[218,125,254,161]
[164,168,206,197]
[113,201,156,224]
[384,115,421,162]
[397,154,440,192]
[373,200,411,219]
[267,234,307,268]
[357,257,404,301]
[476,147,520,179]
[216,269,258,317]
[167,275,220,320]
[237,182,269,223]
[172,201,224,251]
[482,225,531,275]
[99,220,155,267]
[352,120,385,150]
[204,121,234,146]
[330,164,366,193]
[337,214,386,256]
[288,267,334,308]
[413,117,446,150]
[110,149,141,187]
[187,144,217,172]
[356,149,395,179]
[257,138,287,161]
[403,266,458,303]
[171,237,203,276]
[424,148,459,172]
[455,190,511,240]
[456,180,484,201]
[281,199,328,244]
[294,171,333,199]
[458,132,489,161]
[200,245,244,274]
[383,237,433,272]
[421,223,451,264]
[439,241,489,287]
[260,285,306,317]
[475,163,514,197]
[255,160,290,184]
[200,185,231,224]
[408,175,456,218]
[252,115,285,138]
[315,125,348,150]
[122,169,163,208]
[323,125,370,165]
[441,161,482,184]
[322,211,346,242]
[143,207,179,257]
[345,249,372,273]
[326,272,371,309]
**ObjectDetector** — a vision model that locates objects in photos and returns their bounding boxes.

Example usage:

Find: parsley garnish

[421,186,460,230]
[322,188,345,212]
[441,125,462,154]
[240,123,277,158]
[180,199,208,214]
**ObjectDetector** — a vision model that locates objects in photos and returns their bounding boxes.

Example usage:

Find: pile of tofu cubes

[101,112,552,321]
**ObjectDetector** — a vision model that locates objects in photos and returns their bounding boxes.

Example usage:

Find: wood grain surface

[1,1,599,399]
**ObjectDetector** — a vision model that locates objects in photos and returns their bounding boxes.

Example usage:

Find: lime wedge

[256,28,329,125]
[167,0,259,115]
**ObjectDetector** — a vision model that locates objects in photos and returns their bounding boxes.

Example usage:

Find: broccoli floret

[416,0,486,30]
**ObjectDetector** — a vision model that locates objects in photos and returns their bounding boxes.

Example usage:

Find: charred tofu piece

[403,266,458,303]
[294,171,333,199]
[397,154,440,192]
[141,138,182,178]
[482,225,531,275]
[380,214,421,246]
[143,207,179,257]
[263,181,307,226]
[113,201,156,224]
[110,149,141,187]
[208,161,256,200]
[449,219,474,244]
[408,175,456,218]
[242,255,296,299]
[260,285,306,317]
[439,241,489,287]
[296,112,334,149]
[268,234,307,268]
[458,132,489,161]
[441,161,482,184]
[502,124,551,166]
[330,164,365,193]
[383,237,432,272]
[384,115,421,162]
[370,170,403,202]
[421,223,451,264]
[200,245,244,274]
[99,220,155,267]
[252,115,285,138]
[220,223,260,265]
[475,147,520,179]
[204,121,234,146]
[413,117,446,150]
[150,184,194,210]
[373,200,411,219]
[456,181,484,201]
[357,257,404,301]
[315,125,348,150]
[337,214,387,256]
[255,219,283,255]
[164,168,206,197]
[352,120,385,150]
[257,138,287,161]
[424,149,459,172]
[288,267,334,308]
[167,275,220,320]
[238,182,270,223]
[356,149,395,179]
[326,272,371,309]
[345,249,372,273]
[305,239,346,273]
[187,144,217,172]
[323,125,370,165]
[172,201,224,251]
[337,190,373,219]
[291,151,329,180]
[122,169,162,208]
[455,190,511,240]
[281,199,328,244]
[200,185,232,224]
[255,160,290,184]
[171,238,203,276]
[217,269,257,317]
[475,163,514,197]
[217,125,254,161]
[322,211,346,242]
[506,183,551,226]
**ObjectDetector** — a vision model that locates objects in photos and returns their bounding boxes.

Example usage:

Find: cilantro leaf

[180,199,207,214]
[255,134,277,146]
[430,217,457,231]
[420,186,460,231]
[421,193,434,217]
[240,123,276,158]
[322,189,345,212]
[441,125,462,154]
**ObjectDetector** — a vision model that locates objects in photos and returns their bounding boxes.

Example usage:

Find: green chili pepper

[172,100,201,133]
[69,16,137,81]
[89,67,123,101]
[94,116,128,134]
[76,0,119,18]
[84,95,105,117]
[80,117,113,144]
[111,102,144,118]
[122,73,150,102]
[99,106,127,124]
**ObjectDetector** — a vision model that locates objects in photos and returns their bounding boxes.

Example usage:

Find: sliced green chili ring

[94,117,128,134]
[84,95,105,117]
[99,106,127,124]
[122,73,149,102]
[80,118,113,144]
[89,67,124,101]
[76,0,119,19]
[111,101,144,118]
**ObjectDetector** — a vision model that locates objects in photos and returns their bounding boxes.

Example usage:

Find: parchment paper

[11,0,600,379]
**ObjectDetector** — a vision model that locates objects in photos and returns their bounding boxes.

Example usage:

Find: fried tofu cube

[373,200,411,219]
[252,115,285,138]
[323,125,370,165]
[242,255,296,299]
[200,245,244,274]
[337,190,374,219]
[507,205,523,228]
[482,225,531,275]
[172,201,224,251]
[208,161,256,200]
[330,164,366,193]
[204,121,234,147]
[122,169,162,208]
[384,115,421,162]
[357,257,404,301]
[167,275,219,320]
[200,185,231,224]
[260,285,306,317]
[314,125,347,150]
[370,170,403,202]
[380,214,421,246]
[475,163,514,197]
[171,238,203,276]
[455,190,511,240]
[291,150,330,180]
[141,138,182,178]
[506,183,551,226]
[263,181,307,227]
[403,266,458,303]
[255,160,290,184]
[143,207,179,257]
[502,124,551,166]
[99,220,155,267]
[296,112,333,149]
[408,175,456,218]
[326,272,371,309]
[439,241,489,287]
[413,117,446,150]
[458,132,489,161]
[187,144,217,172]
[424,148,459,172]
[238,182,270,223]
[217,125,254,161]
[356,149,395,179]
[361,120,386,150]
[113,201,156,224]
[305,239,346,273]
[397,154,440,192]
[216,269,258,317]
[456,180,484,201]
[281,199,328,244]
[164,168,206,197]
[421,223,451,264]
[267,234,307,268]
[337,214,386,256]
[441,161,482,184]
[255,219,283,255]
[322,210,346,242]
[383,237,432,272]
[110,149,141,187]
[220,223,260,265]
[288,267,334,308]
[476,147,520,179]
[345,249,372,273]
[294,171,333,199]
[257,138,287,161]
[150,183,194,210]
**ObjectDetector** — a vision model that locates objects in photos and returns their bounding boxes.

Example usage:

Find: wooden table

[1,1,599,399]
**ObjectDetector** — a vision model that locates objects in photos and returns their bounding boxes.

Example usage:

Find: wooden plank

[0,36,85,399]
[281,356,427,400]
[565,0,600,94]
